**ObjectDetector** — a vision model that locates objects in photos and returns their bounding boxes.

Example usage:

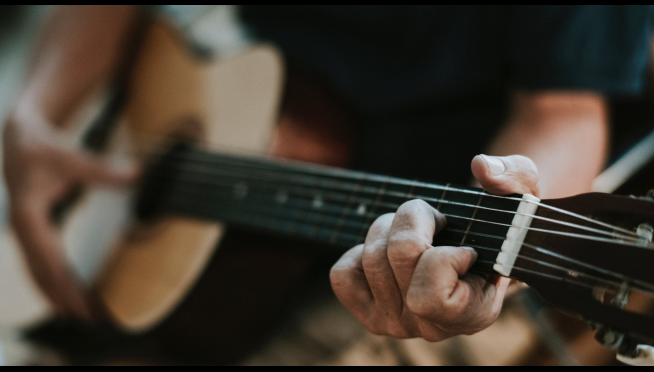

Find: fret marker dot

[313,195,323,209]
[357,204,367,216]
[233,182,248,199]
[276,191,288,204]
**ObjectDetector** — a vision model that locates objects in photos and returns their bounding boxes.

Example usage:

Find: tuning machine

[635,189,653,245]
[589,283,654,365]
[590,323,651,365]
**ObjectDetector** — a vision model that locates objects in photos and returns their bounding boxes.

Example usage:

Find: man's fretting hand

[330,155,539,341]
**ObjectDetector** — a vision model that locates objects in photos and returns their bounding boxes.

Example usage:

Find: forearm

[15,5,140,126]
[487,91,609,199]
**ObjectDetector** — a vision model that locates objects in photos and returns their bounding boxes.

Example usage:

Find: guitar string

[143,160,640,244]
[437,234,654,293]
[436,238,654,294]
[119,136,642,239]
[180,147,644,237]
[159,176,654,291]
[148,164,648,247]
[120,117,648,240]
[143,146,643,238]
[172,161,643,242]
[159,171,644,247]
[160,182,654,294]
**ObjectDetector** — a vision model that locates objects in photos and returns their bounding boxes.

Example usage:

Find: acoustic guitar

[18,20,654,365]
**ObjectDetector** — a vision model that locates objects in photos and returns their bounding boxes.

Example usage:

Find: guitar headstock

[509,190,654,356]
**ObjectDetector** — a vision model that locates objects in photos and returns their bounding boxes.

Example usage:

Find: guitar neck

[138,145,522,275]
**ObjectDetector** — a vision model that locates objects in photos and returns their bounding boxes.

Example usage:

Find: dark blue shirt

[241,5,653,183]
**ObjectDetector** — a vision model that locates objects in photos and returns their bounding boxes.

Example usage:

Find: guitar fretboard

[138,146,522,274]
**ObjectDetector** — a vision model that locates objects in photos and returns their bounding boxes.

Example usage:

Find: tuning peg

[637,223,653,243]
[595,326,627,351]
[617,344,654,366]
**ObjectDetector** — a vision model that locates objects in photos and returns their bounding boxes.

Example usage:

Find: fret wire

[157,165,638,241]
[168,183,441,252]
[308,175,340,239]
[407,179,419,200]
[170,190,654,291]
[330,175,365,245]
[167,167,521,219]
[252,178,276,231]
[174,148,525,203]
[281,189,304,235]
[356,176,388,246]
[164,170,654,291]
[165,187,654,291]
[173,177,375,244]
[169,184,373,246]
[268,184,286,232]
[438,235,641,291]
[436,183,449,212]
[522,242,654,293]
[287,172,321,235]
[164,148,641,238]
[171,176,372,227]
[461,194,484,245]
[169,179,507,231]
[162,173,639,244]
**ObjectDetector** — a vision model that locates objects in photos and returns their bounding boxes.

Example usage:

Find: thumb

[58,149,140,185]
[471,155,539,197]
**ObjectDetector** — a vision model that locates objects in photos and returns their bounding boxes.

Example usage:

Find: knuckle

[364,213,394,242]
[407,289,468,324]
[387,230,430,258]
[369,213,394,232]
[330,245,364,290]
[386,326,413,339]
[512,155,539,178]
[328,265,347,286]
[363,237,388,255]
[445,246,474,264]
[417,323,449,342]
[406,290,439,318]
[330,265,354,287]
[365,323,387,337]
[396,199,431,219]
[361,239,388,270]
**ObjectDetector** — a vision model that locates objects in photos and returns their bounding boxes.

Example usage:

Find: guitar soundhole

[135,142,193,221]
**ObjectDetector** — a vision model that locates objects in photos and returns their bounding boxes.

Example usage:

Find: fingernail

[460,246,478,263]
[481,155,505,176]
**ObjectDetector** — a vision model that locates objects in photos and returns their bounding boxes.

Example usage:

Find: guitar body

[96,21,283,332]
[33,21,351,363]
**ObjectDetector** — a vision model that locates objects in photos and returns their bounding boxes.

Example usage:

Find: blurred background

[0,5,653,366]
[0,4,50,365]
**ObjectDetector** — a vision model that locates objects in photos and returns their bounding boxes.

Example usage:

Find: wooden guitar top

[93,22,284,331]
